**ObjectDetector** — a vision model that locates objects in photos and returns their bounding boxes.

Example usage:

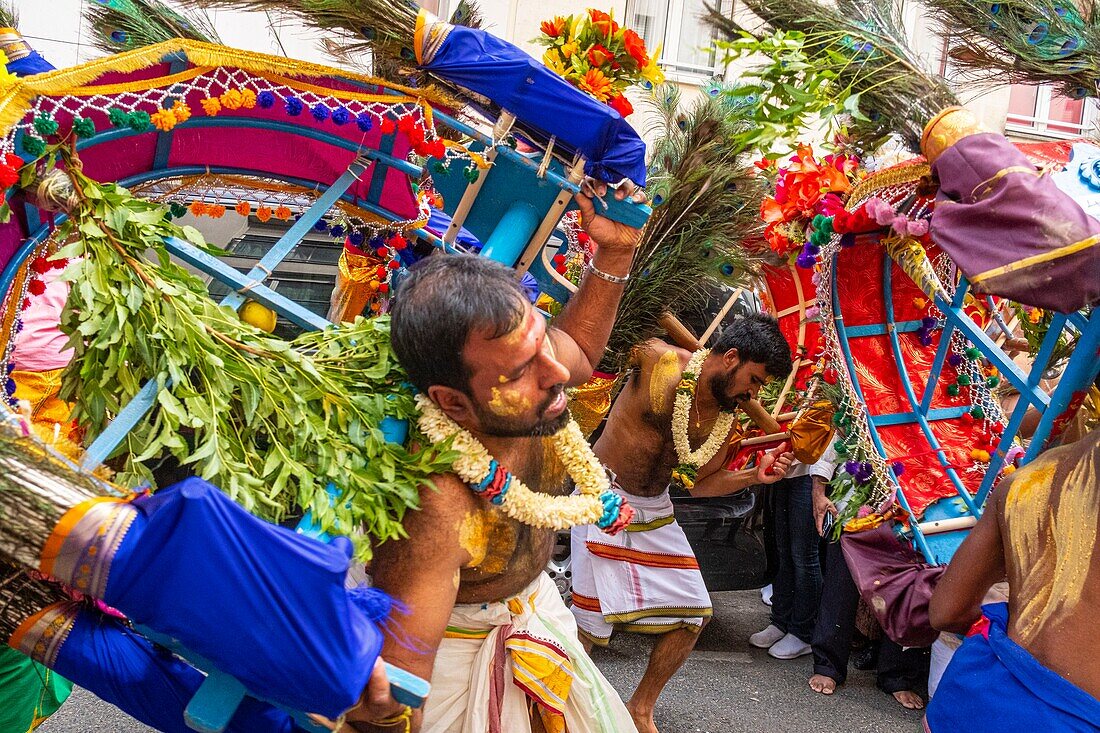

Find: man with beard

[570,314,795,733]
[346,182,645,733]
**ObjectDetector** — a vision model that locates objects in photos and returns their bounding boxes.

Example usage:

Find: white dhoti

[570,488,712,645]
[423,572,637,733]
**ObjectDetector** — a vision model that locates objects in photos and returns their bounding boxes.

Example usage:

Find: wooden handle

[740,431,791,447]
[658,312,701,351]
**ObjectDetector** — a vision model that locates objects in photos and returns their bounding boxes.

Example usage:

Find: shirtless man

[570,314,796,733]
[925,429,1100,730]
[343,182,644,733]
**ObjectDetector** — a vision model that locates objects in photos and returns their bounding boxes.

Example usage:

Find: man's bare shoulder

[373,473,478,569]
[633,338,691,370]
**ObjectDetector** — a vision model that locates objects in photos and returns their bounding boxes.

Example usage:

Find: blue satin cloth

[926,603,1100,732]
[419,23,647,186]
[50,605,303,732]
[8,50,54,76]
[103,478,385,719]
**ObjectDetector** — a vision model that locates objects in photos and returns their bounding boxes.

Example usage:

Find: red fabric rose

[587,44,613,67]
[622,29,648,67]
[588,9,619,36]
[608,94,634,117]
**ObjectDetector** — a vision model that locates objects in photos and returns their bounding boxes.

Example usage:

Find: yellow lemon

[238,300,277,333]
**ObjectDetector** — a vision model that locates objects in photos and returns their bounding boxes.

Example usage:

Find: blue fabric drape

[50,605,302,732]
[103,478,385,718]
[420,24,647,186]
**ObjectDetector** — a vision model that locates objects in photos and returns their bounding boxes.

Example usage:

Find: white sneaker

[749,624,786,649]
[760,583,773,607]
[768,633,812,660]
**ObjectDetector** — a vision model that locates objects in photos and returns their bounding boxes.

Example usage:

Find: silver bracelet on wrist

[585,262,629,285]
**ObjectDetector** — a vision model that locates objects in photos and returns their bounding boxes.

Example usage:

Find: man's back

[1000,431,1100,699]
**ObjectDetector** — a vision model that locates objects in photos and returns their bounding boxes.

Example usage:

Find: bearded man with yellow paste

[344,182,645,733]
[570,313,795,733]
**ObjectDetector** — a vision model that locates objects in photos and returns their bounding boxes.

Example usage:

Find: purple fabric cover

[931,133,1100,312]
[840,524,945,647]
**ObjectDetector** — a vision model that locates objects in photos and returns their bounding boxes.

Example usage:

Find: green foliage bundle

[85,0,221,54]
[598,82,766,374]
[925,0,1098,99]
[48,154,454,559]
[707,0,959,153]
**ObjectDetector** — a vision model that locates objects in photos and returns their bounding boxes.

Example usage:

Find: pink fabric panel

[10,268,73,372]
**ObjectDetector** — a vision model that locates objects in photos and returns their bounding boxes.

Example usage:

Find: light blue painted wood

[164,237,330,331]
[481,201,541,265]
[870,406,971,426]
[220,160,367,312]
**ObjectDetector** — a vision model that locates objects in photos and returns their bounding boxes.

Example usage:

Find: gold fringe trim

[0,38,461,138]
[847,163,930,208]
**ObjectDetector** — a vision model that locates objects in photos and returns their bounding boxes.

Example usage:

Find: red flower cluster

[397,115,446,159]
[588,9,619,36]
[760,145,862,256]
[0,153,22,189]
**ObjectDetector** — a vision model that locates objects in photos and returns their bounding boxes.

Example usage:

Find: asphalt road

[38,590,924,733]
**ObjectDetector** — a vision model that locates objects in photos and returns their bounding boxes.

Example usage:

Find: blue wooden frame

[832,241,1100,564]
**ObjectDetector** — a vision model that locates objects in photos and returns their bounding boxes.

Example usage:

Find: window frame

[625,0,730,82]
[1005,83,1099,139]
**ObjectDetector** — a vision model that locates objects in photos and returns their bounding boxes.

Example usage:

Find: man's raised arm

[549,182,645,386]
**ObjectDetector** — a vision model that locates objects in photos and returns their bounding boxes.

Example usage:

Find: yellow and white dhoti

[423,572,636,733]
[570,489,712,645]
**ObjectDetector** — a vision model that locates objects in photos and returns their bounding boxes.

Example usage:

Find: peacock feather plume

[85,0,221,55]
[0,2,18,29]
[924,0,1099,99]
[187,0,481,82]
[599,83,768,373]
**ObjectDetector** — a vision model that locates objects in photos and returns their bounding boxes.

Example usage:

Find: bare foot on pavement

[625,703,659,733]
[893,690,925,709]
[808,674,836,695]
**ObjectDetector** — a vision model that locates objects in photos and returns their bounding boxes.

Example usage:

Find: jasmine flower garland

[415,395,633,533]
[671,349,737,489]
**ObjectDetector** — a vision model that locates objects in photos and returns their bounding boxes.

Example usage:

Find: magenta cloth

[840,524,944,647]
[931,133,1100,312]
[9,268,73,371]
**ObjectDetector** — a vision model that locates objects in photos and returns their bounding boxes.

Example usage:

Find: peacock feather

[706,0,959,152]
[599,83,768,373]
[924,0,1099,99]
[85,0,221,54]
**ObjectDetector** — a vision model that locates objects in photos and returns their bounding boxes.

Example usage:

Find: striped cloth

[571,488,712,645]
[423,572,635,733]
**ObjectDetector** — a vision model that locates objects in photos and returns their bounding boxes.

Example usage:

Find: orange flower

[220,89,244,110]
[150,109,177,132]
[608,94,633,117]
[239,89,257,109]
[208,204,226,218]
[274,205,292,221]
[588,9,619,37]
[200,97,221,116]
[622,29,648,67]
[189,200,208,216]
[235,201,252,217]
[171,102,192,123]
[587,43,613,67]
[540,16,567,38]
[256,205,273,223]
[577,68,613,101]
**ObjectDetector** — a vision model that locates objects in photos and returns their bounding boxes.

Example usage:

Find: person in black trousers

[809,486,929,709]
